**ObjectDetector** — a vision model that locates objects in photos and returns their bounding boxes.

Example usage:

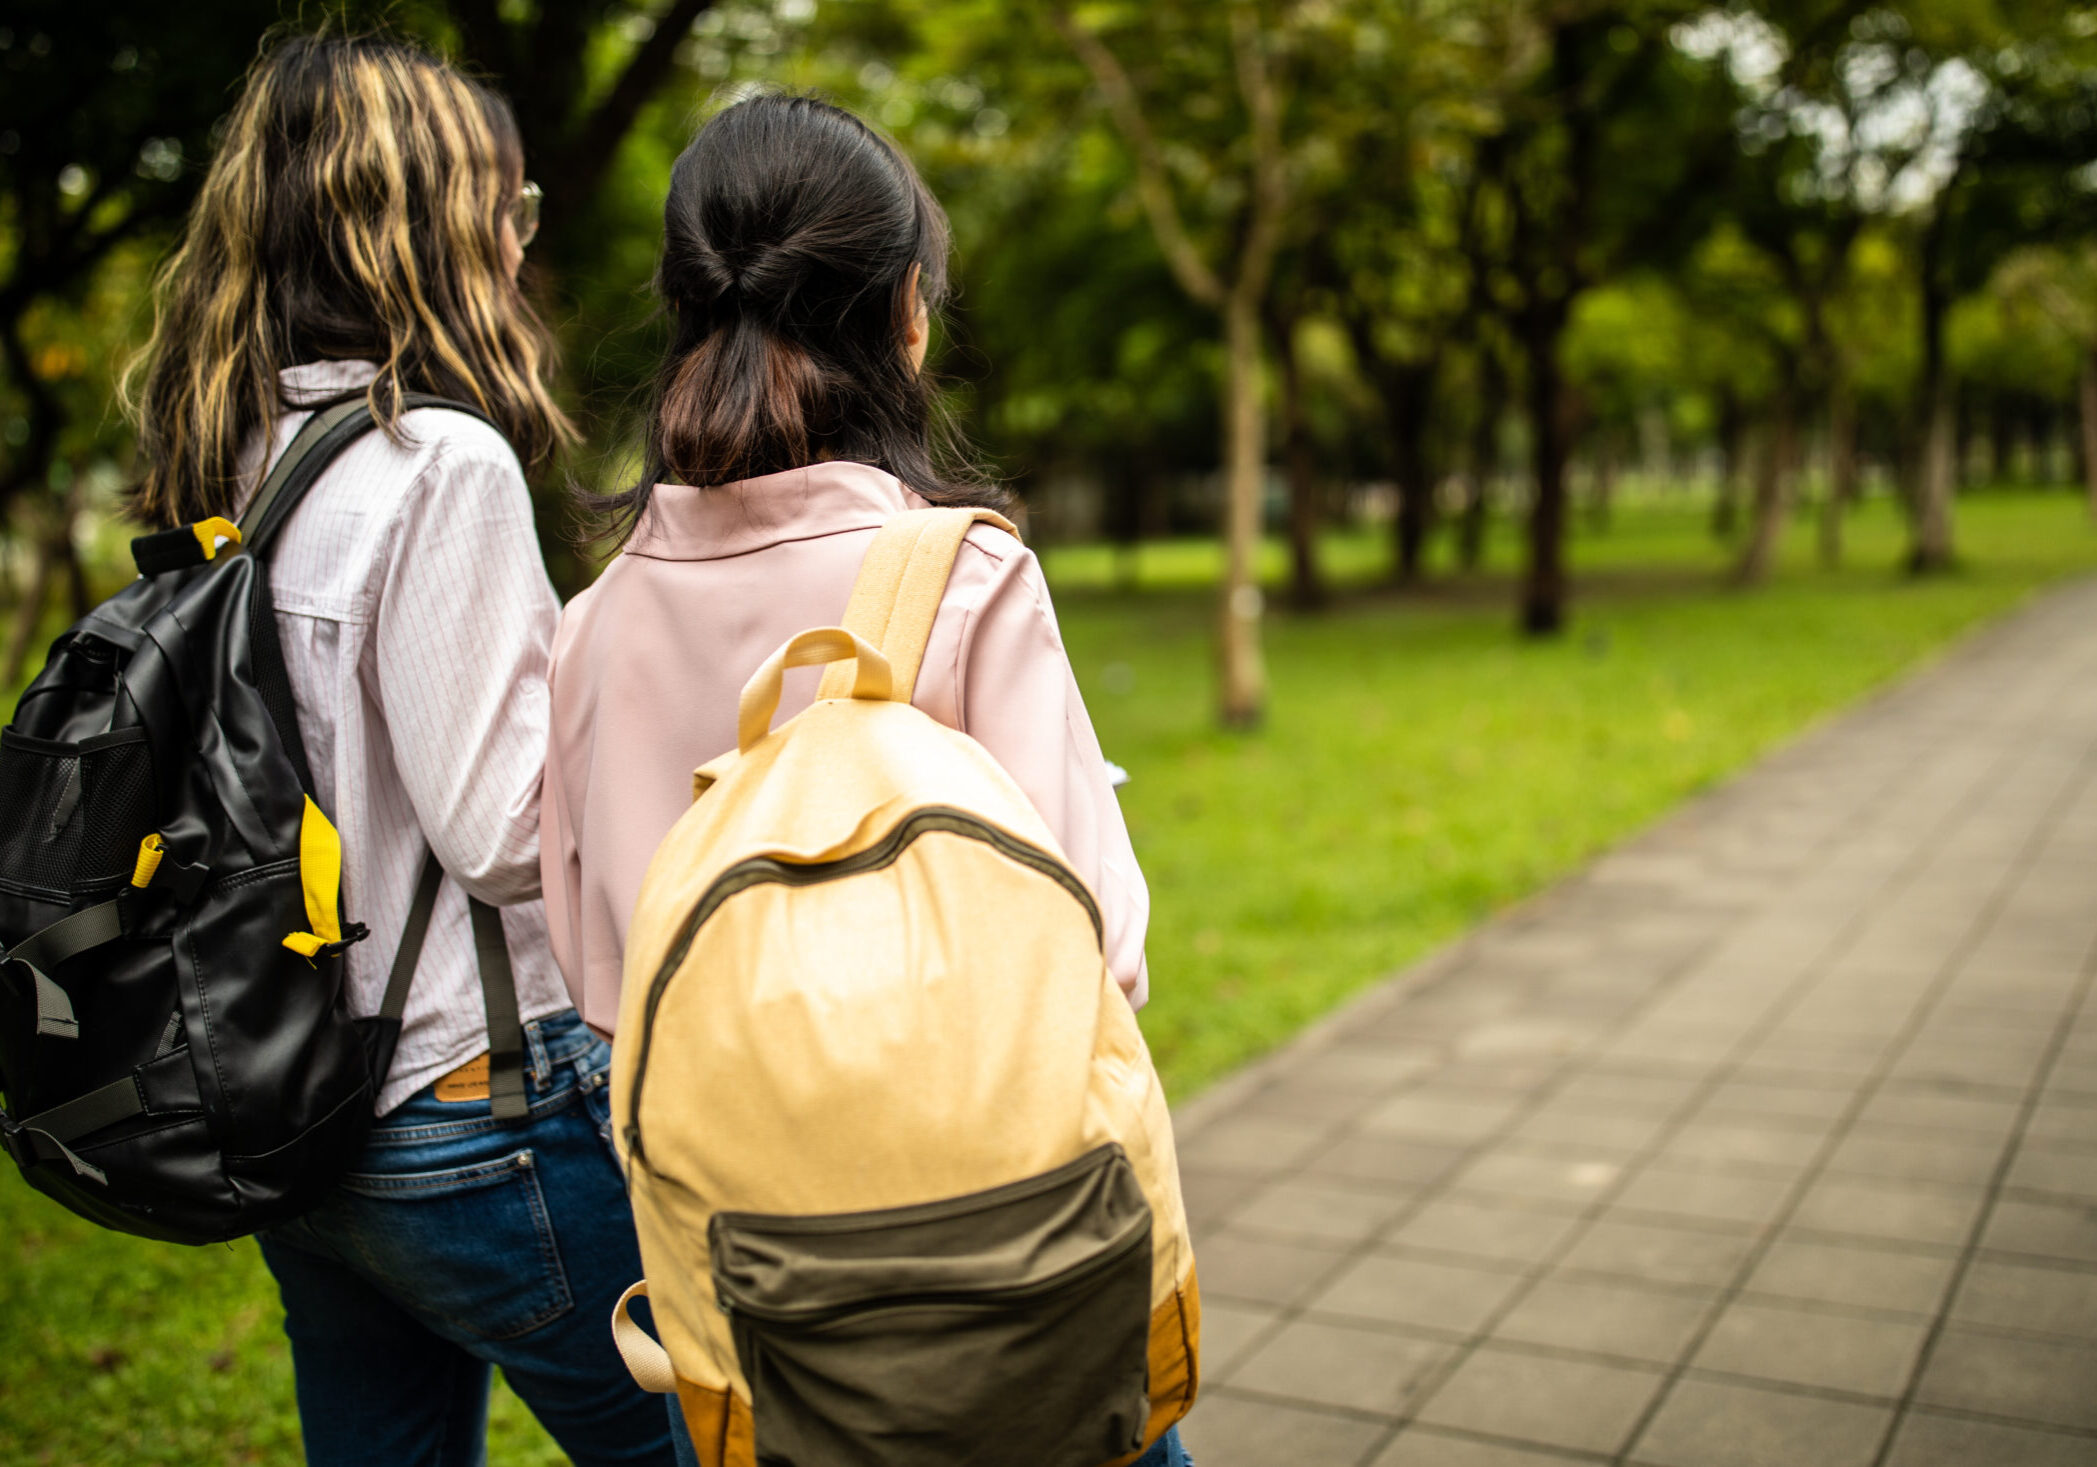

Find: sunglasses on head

[512,180,542,249]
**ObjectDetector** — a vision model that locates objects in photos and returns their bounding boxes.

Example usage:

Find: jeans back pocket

[711,1144,1153,1467]
[338,1148,574,1341]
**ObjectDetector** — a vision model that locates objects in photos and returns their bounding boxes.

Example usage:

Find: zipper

[715,1215,1150,1327]
[623,807,1103,1171]
[712,1143,1126,1239]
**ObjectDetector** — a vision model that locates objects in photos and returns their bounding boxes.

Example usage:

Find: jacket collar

[279,359,381,404]
[626,462,924,562]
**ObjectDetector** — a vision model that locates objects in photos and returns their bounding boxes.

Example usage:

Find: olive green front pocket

[711,1144,1153,1467]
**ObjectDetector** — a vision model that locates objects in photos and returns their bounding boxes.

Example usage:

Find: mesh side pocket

[0,728,153,895]
[76,733,156,884]
[0,731,86,895]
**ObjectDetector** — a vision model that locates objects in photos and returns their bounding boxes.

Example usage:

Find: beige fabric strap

[815,507,1020,704]
[611,1280,678,1394]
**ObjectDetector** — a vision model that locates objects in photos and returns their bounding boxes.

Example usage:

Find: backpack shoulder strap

[240,393,497,556]
[373,847,529,1122]
[815,507,1020,704]
[236,398,371,550]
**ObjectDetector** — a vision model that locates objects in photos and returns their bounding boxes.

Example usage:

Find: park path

[1169,577,2097,1467]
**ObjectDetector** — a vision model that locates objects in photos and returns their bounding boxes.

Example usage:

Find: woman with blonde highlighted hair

[130,32,685,1467]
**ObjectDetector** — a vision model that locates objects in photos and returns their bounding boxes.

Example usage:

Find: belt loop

[525,1017,553,1093]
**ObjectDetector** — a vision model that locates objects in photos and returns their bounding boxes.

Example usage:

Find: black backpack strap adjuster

[130,517,244,578]
[0,898,128,1040]
[375,850,527,1122]
[2,1072,151,1185]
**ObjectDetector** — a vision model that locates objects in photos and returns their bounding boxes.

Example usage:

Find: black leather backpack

[0,395,527,1244]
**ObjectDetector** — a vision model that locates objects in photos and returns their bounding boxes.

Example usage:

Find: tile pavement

[1168,580,2097,1466]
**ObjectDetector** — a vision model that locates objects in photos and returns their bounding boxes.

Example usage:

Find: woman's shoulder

[957,512,1023,554]
[955,515,1038,580]
[396,403,525,480]
[364,407,535,538]
[950,520,1061,643]
[552,555,623,635]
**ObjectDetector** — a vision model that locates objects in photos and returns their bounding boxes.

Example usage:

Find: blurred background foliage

[3,0,2095,700]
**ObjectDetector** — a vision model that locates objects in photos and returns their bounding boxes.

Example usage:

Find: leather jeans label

[434,1053,491,1103]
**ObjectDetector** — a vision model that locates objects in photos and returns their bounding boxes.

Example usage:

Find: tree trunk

[1520,314,1570,636]
[1459,364,1501,572]
[1459,473,1491,571]
[1382,364,1437,584]
[1588,435,1616,533]
[4,535,59,688]
[2038,399,2064,485]
[1712,388,1745,540]
[1955,386,1978,491]
[1893,421,1922,523]
[1108,454,1144,593]
[0,322,63,531]
[1638,403,1671,483]
[1268,312,1324,610]
[1820,370,1858,568]
[1910,219,1956,573]
[2073,394,2089,493]
[62,528,88,621]
[2,476,87,687]
[1055,0,1283,727]
[1913,378,1958,572]
[2081,347,2097,521]
[1396,379,1435,585]
[1735,388,1797,586]
[1218,290,1268,727]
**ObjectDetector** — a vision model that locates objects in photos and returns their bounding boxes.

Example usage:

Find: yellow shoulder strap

[814,507,1019,704]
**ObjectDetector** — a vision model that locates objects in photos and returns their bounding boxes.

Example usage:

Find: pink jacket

[541,461,1150,1034]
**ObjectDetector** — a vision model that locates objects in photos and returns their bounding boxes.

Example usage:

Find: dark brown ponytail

[588,94,1004,546]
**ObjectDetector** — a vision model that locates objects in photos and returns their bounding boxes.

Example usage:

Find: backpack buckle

[125,837,209,909]
[283,922,369,963]
[0,1117,58,1176]
[0,951,79,1040]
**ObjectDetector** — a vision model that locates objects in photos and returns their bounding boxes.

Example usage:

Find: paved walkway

[1171,579,2097,1467]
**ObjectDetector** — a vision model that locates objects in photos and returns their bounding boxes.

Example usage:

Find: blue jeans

[1133,1426,1194,1466]
[261,1010,684,1467]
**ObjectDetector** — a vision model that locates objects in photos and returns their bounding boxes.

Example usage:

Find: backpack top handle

[737,628,894,755]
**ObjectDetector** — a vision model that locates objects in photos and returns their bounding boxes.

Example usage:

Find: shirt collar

[280,360,381,404]
[627,462,923,561]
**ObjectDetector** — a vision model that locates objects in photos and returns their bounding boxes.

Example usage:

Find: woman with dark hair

[542,94,1186,1464]
[130,32,683,1467]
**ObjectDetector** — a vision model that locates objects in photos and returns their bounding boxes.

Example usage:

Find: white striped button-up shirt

[240,360,570,1113]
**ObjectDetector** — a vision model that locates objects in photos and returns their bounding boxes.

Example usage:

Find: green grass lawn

[1056,488,2097,1094]
[6,484,2095,1463]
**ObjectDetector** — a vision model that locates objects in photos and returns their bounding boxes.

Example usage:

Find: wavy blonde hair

[127,32,572,525]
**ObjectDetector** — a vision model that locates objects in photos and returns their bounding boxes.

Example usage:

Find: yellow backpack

[607,508,1199,1467]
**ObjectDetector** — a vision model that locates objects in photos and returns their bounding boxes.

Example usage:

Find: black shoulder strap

[379,852,447,1027]
[240,392,497,557]
[381,848,528,1122]
[250,400,523,1111]
[470,899,529,1121]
